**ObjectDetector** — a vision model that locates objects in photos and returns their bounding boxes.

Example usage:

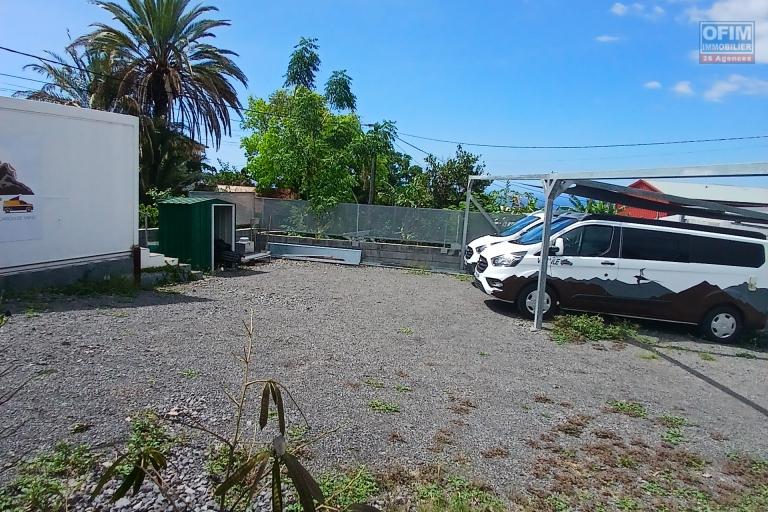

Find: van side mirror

[549,238,564,256]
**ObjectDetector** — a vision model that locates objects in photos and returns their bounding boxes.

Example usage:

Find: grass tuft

[368,400,400,413]
[607,400,647,418]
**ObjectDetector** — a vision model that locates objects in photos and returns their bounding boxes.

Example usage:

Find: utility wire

[395,136,430,155]
[398,131,768,150]
[5,44,768,153]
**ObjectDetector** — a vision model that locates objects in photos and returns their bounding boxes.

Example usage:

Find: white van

[464,211,556,270]
[473,214,768,343]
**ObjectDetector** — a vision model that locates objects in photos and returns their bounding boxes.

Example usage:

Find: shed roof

[159,196,232,205]
[632,179,768,205]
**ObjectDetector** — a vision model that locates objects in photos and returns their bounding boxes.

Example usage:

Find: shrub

[552,314,637,344]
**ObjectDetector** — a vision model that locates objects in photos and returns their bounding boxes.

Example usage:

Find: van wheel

[700,306,742,343]
[517,283,558,320]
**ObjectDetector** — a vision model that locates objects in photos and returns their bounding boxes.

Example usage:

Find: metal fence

[189,192,521,246]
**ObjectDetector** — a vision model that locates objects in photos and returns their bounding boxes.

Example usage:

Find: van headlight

[491,252,526,267]
[477,244,487,254]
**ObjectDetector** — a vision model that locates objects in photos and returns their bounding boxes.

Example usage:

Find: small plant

[363,378,385,389]
[0,313,6,328]
[406,267,430,276]
[639,351,659,360]
[318,467,378,510]
[454,273,473,282]
[478,351,489,357]
[662,428,686,446]
[179,368,199,379]
[24,306,41,318]
[398,327,414,335]
[394,384,412,393]
[616,496,639,510]
[368,400,400,413]
[699,352,716,362]
[287,425,309,442]
[552,314,637,344]
[416,476,505,511]
[618,455,638,468]
[0,442,93,511]
[641,481,669,497]
[94,314,380,512]
[607,400,647,418]
[656,415,687,428]
[735,351,757,359]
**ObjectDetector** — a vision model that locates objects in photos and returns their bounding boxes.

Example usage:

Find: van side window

[561,225,615,257]
[621,228,689,262]
[621,228,765,267]
[689,236,765,268]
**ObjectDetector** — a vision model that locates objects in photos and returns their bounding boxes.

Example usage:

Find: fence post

[459,177,473,270]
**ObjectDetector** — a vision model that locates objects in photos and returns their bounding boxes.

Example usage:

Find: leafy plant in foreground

[93,314,380,511]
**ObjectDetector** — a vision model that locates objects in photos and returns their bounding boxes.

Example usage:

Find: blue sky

[1,0,768,188]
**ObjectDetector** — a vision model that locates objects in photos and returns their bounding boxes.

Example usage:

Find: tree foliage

[78,0,247,148]
[566,196,619,214]
[284,37,321,90]
[425,145,488,209]
[324,70,356,111]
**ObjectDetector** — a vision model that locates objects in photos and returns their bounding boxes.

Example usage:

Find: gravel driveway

[1,260,766,507]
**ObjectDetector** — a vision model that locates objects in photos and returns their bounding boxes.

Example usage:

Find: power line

[398,131,768,150]
[395,136,430,155]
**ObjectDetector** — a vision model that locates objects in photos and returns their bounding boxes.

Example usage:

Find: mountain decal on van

[0,161,34,195]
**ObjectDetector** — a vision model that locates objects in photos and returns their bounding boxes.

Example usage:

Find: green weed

[552,314,637,344]
[478,351,489,357]
[416,476,505,512]
[394,384,413,393]
[656,415,687,428]
[638,351,659,360]
[319,467,378,510]
[699,352,716,362]
[662,428,686,446]
[607,400,647,418]
[406,267,430,276]
[368,400,400,413]
[454,273,473,282]
[398,327,414,335]
[0,442,93,511]
[735,351,757,359]
[363,378,385,389]
[287,425,309,442]
[179,369,199,379]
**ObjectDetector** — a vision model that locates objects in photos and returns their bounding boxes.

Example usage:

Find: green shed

[158,197,236,272]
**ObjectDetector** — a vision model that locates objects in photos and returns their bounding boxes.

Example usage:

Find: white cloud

[610,2,629,15]
[704,74,768,101]
[644,80,663,89]
[595,35,620,43]
[673,81,694,95]
[687,0,767,63]
[610,2,665,20]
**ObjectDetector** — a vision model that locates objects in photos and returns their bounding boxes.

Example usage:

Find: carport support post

[532,178,561,331]
[459,176,474,270]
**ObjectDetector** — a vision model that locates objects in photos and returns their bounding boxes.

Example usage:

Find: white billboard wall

[0,97,138,275]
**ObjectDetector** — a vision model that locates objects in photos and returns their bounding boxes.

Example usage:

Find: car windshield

[517,217,578,245]
[498,215,540,237]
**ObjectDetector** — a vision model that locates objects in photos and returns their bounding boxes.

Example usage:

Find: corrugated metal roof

[639,180,768,205]
[160,196,219,205]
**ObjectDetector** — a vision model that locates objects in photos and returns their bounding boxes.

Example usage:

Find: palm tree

[15,40,121,110]
[79,0,247,149]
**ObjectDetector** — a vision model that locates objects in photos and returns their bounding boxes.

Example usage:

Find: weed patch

[607,400,647,418]
[638,351,659,360]
[318,467,378,510]
[398,326,414,335]
[179,368,199,379]
[454,273,473,282]
[699,352,716,362]
[0,442,93,511]
[368,400,400,413]
[661,428,686,446]
[656,415,687,428]
[394,384,412,393]
[363,378,385,389]
[552,314,637,344]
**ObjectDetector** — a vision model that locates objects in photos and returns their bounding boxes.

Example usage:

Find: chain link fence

[189,192,521,246]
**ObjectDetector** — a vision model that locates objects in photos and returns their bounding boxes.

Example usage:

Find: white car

[464,212,551,270]
[473,214,768,343]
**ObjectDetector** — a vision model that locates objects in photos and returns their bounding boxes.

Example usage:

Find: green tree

[80,0,247,148]
[15,39,121,110]
[425,145,488,209]
[139,117,206,199]
[324,70,356,111]
[284,37,321,90]
[566,195,618,214]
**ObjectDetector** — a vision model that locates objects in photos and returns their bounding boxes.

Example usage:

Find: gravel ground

[1,259,767,509]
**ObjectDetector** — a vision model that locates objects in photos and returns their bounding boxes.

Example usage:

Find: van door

[550,224,619,311]
[612,227,692,321]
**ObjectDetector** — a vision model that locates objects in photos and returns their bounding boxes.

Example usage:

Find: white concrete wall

[0,97,139,274]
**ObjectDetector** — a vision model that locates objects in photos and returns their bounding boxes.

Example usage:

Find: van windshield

[499,215,540,237]
[517,217,578,245]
